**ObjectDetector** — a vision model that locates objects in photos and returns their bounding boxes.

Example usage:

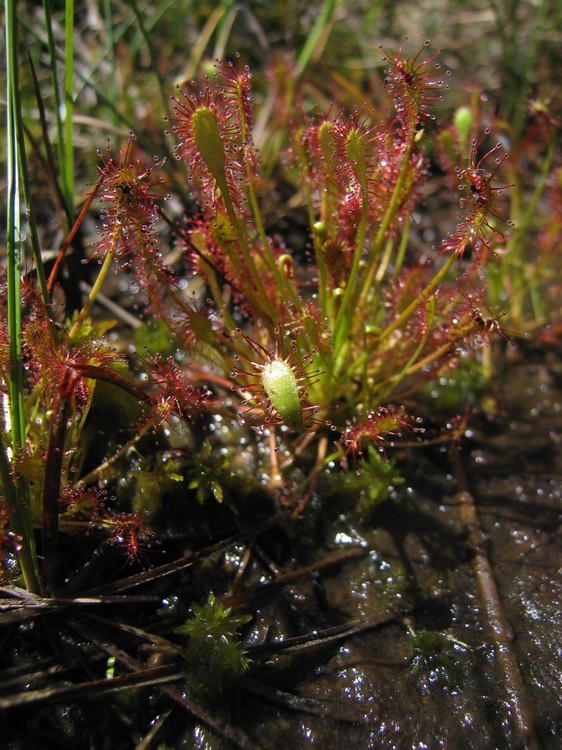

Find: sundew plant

[2,41,514,594]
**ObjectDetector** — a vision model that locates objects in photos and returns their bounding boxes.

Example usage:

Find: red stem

[46,174,105,297]
[42,368,80,594]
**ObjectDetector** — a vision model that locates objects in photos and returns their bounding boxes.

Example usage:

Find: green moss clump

[175,594,251,704]
[319,447,404,522]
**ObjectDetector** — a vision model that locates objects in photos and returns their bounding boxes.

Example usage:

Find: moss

[175,594,251,704]
[318,447,404,522]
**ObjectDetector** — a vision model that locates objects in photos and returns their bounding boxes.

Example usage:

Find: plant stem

[42,368,80,594]
[503,141,554,325]
[356,140,413,310]
[42,0,72,225]
[372,313,431,405]
[63,0,75,206]
[332,216,368,370]
[68,250,115,343]
[75,405,161,488]
[296,0,340,76]
[333,138,415,376]
[212,0,237,59]
[5,0,41,593]
[345,250,458,383]
[220,188,275,320]
[244,160,301,312]
[377,251,456,347]
[13,67,50,311]
[47,174,105,296]
[130,0,170,118]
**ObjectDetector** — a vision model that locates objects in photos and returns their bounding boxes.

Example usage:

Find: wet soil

[1,351,560,749]
[236,356,561,749]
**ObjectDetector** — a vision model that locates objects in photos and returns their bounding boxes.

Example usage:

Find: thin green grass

[63,0,75,204]
[297,0,341,75]
[4,0,41,594]
[41,0,73,225]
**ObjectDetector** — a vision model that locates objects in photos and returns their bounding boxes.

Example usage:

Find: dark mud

[238,356,561,749]
[1,354,560,749]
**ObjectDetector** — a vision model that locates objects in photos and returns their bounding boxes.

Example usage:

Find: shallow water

[237,357,561,749]
[1,357,560,749]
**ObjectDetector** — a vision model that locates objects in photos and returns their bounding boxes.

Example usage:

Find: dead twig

[449,443,540,750]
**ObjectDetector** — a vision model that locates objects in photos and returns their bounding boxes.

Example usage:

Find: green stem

[68,250,115,343]
[356,140,413,310]
[391,217,410,282]
[332,217,368,370]
[345,249,458,382]
[296,0,340,76]
[130,0,170,118]
[213,0,237,58]
[378,251,457,347]
[220,187,275,319]
[13,71,50,310]
[244,160,301,313]
[332,138,415,376]
[372,319,431,405]
[102,0,117,119]
[42,0,71,223]
[64,0,75,205]
[312,234,330,325]
[504,141,554,325]
[5,0,41,593]
[68,250,114,344]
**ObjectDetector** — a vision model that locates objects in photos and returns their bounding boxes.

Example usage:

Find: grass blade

[4,0,41,593]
